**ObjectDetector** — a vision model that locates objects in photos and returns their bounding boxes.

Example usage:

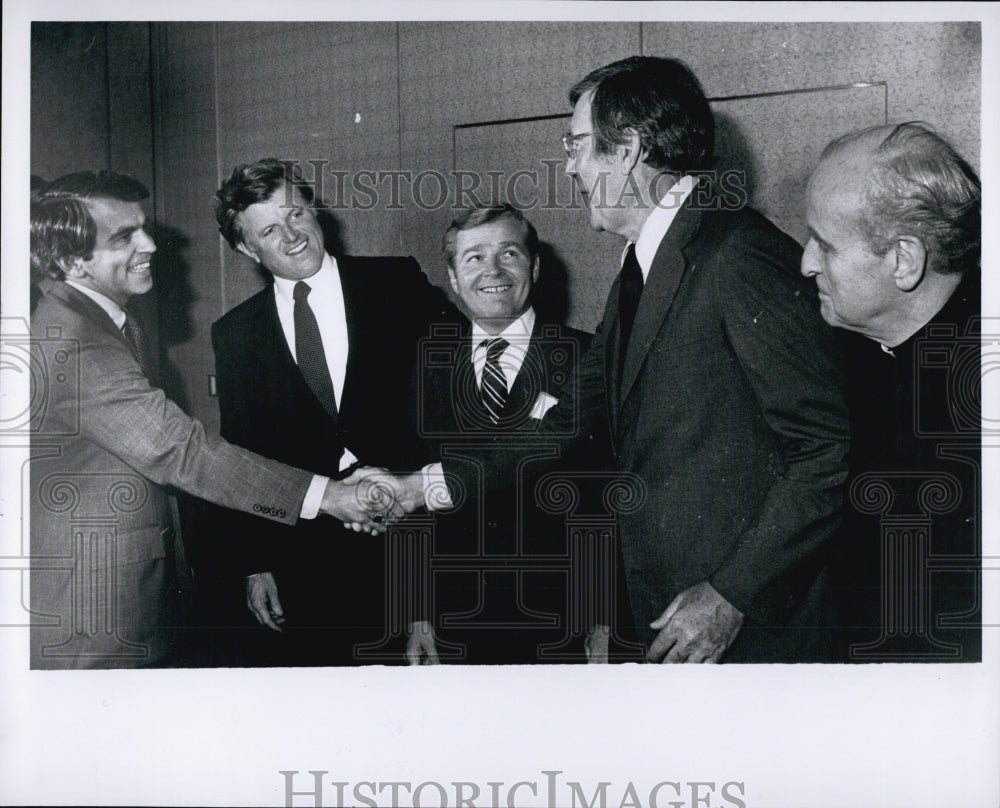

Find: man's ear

[531,256,540,284]
[447,267,459,295]
[57,255,85,279]
[235,241,259,263]
[891,235,927,292]
[617,128,643,175]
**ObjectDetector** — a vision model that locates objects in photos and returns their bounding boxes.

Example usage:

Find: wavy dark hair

[214,158,316,249]
[30,170,149,282]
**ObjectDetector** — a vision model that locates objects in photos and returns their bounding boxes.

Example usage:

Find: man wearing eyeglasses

[374,56,849,663]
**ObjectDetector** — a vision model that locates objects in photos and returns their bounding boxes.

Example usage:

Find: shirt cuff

[299,474,330,520]
[422,463,453,511]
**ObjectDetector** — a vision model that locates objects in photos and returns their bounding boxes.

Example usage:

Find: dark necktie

[480,337,510,423]
[618,243,643,373]
[122,309,153,380]
[293,281,339,421]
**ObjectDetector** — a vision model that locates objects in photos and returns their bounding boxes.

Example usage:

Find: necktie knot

[293,280,312,302]
[483,336,509,361]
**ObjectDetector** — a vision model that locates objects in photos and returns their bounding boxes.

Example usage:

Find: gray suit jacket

[29,279,314,668]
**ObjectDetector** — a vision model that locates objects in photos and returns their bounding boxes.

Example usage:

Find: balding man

[802,122,981,661]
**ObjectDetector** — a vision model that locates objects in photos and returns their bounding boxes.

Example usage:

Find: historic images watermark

[276,159,751,213]
[280,770,748,808]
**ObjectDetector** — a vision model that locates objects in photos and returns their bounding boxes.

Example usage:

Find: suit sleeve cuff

[299,475,330,520]
[422,463,452,511]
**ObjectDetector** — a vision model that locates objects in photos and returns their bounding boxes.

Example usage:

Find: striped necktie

[480,337,510,423]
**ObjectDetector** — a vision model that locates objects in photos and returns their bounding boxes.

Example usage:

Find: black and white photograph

[1,1,997,805]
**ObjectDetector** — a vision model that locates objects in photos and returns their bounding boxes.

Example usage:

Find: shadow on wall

[712,111,758,209]
[533,241,570,327]
[152,222,195,413]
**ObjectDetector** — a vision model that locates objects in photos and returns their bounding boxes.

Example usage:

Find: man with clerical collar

[802,122,982,661]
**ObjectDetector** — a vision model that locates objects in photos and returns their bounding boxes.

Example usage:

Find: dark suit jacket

[29,280,314,669]
[409,316,611,662]
[835,269,981,661]
[205,255,454,664]
[444,198,850,662]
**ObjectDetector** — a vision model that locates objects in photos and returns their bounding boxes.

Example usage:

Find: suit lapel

[503,323,543,421]
[51,281,130,345]
[618,200,706,406]
[336,256,365,418]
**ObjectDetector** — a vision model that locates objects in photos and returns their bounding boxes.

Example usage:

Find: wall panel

[642,22,980,168]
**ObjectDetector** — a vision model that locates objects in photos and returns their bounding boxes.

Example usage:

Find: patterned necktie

[122,309,153,380]
[618,243,644,373]
[293,281,339,421]
[480,337,510,423]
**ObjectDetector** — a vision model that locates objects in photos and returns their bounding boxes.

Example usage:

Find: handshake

[319,466,426,533]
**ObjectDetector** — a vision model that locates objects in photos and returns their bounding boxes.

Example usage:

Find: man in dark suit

[405,204,629,664]
[205,158,454,666]
[382,56,850,663]
[801,123,981,661]
[29,171,381,669]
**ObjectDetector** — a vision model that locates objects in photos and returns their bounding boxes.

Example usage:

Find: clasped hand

[320,466,424,533]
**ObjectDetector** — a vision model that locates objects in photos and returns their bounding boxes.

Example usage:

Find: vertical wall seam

[213,23,226,314]
[104,23,113,170]
[396,22,404,255]
[147,22,160,228]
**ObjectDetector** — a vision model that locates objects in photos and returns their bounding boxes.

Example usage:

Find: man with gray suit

[377,56,850,662]
[29,170,381,669]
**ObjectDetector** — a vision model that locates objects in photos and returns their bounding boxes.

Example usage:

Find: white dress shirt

[271,252,361,514]
[628,173,697,280]
[470,306,536,391]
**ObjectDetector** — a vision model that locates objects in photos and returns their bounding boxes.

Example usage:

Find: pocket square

[529,391,558,420]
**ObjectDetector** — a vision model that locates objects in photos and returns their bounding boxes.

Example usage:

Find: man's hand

[246,571,285,632]
[346,467,426,525]
[319,467,410,533]
[647,581,743,663]
[585,623,611,663]
[406,620,440,665]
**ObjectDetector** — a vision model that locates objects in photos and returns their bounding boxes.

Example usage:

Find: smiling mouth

[286,240,308,256]
[127,261,152,274]
[480,285,512,294]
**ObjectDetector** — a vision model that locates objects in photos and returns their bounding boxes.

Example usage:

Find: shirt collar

[471,306,535,350]
[272,252,339,303]
[627,173,698,279]
[65,280,127,329]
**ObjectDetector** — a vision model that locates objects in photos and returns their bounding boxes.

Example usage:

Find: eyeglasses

[561,131,592,159]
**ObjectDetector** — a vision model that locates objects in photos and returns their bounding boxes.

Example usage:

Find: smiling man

[380,56,851,663]
[29,170,382,669]
[405,205,622,665]
[203,158,454,666]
